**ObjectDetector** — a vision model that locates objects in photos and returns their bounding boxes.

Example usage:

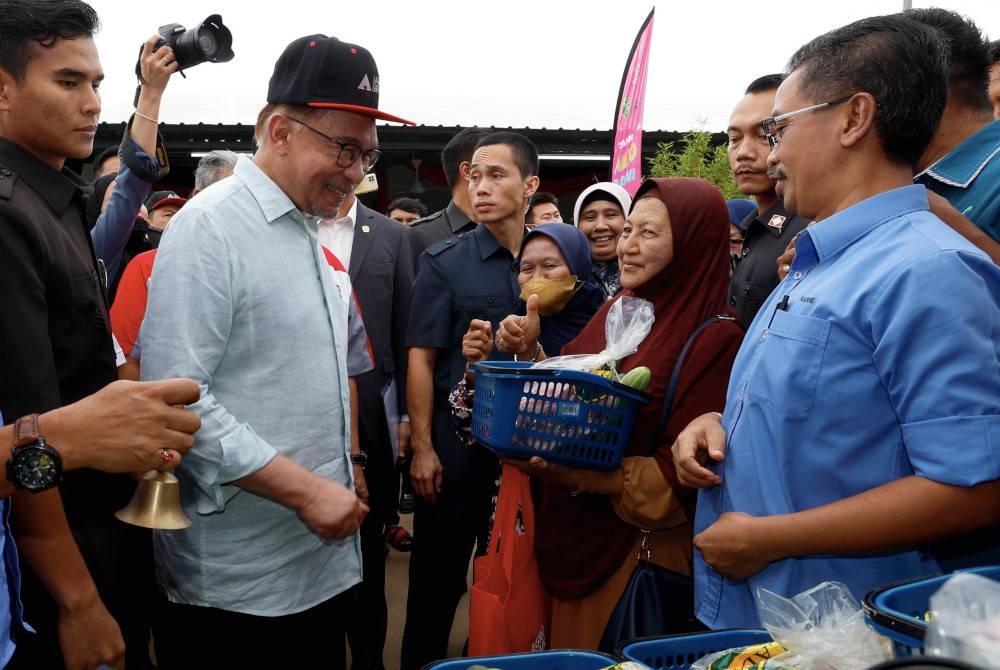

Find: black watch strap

[350,453,367,468]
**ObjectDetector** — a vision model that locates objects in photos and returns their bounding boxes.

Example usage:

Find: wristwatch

[350,453,368,469]
[7,413,62,493]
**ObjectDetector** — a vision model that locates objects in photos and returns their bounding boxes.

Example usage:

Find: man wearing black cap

[143,189,186,247]
[140,34,414,669]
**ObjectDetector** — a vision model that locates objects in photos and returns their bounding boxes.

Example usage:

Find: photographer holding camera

[89,34,178,304]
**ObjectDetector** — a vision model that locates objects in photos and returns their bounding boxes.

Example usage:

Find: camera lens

[197,30,218,56]
[157,14,233,71]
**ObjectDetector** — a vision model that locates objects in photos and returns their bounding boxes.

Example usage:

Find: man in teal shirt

[910,9,1000,246]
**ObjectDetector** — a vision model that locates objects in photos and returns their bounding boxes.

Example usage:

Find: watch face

[11,446,60,491]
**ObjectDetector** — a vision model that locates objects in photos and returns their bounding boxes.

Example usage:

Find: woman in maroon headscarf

[502,177,745,649]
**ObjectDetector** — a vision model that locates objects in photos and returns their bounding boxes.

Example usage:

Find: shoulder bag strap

[657,314,738,436]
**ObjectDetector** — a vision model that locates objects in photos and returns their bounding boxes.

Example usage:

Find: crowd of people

[0,0,999,669]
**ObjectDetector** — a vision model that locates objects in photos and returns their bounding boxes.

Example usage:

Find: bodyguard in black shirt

[725,74,809,326]
[0,3,164,668]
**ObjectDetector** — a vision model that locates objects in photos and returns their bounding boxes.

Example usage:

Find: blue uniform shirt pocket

[747,310,830,415]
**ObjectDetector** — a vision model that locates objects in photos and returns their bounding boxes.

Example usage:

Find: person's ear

[0,68,13,112]
[459,161,472,182]
[268,113,293,155]
[524,175,540,200]
[840,92,878,149]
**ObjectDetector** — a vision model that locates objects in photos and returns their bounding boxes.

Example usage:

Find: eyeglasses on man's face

[286,116,381,172]
[760,96,853,148]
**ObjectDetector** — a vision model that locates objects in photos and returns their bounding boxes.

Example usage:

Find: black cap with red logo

[267,35,414,125]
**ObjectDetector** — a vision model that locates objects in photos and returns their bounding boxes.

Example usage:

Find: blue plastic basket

[863,565,1000,656]
[471,361,650,471]
[618,629,773,670]
[423,649,620,669]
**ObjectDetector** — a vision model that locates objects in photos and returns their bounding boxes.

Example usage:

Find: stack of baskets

[863,565,1000,657]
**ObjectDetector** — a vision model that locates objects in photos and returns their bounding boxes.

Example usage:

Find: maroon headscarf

[535,178,738,600]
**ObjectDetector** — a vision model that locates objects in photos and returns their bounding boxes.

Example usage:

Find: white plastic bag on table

[925,572,1000,667]
[754,581,891,669]
[532,296,654,378]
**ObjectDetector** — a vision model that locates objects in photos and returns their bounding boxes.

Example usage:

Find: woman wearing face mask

[573,182,632,299]
[487,178,745,650]
[462,224,604,367]
[514,223,605,356]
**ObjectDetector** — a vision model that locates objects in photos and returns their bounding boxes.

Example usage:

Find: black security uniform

[400,224,519,670]
[0,138,155,670]
[407,200,476,269]
[728,200,809,326]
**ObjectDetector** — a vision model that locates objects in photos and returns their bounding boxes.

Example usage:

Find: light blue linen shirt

[695,184,1000,628]
[140,156,371,616]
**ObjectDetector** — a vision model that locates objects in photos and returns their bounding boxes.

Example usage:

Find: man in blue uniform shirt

[402,131,538,669]
[673,14,1000,629]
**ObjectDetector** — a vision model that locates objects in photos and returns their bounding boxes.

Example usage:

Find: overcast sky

[87,0,1000,132]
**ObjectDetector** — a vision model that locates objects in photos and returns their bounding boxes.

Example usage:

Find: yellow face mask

[519,275,579,316]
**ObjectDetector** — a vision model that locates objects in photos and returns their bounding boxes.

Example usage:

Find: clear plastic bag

[532,296,654,378]
[752,581,891,670]
[925,572,1000,667]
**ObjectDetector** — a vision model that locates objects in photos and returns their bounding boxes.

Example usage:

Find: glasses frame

[286,116,382,172]
[760,96,852,148]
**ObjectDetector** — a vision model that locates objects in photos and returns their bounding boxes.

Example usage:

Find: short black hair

[745,74,785,95]
[387,197,427,218]
[991,40,1000,64]
[526,192,560,223]
[905,8,991,112]
[473,131,539,179]
[528,192,558,210]
[92,144,117,167]
[787,14,948,166]
[0,0,99,82]
[441,127,490,189]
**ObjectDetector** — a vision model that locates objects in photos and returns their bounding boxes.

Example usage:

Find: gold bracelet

[134,110,158,124]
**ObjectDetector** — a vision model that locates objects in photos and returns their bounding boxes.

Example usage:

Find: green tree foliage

[647,130,741,200]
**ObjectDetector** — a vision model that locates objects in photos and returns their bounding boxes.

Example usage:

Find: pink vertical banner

[611,8,655,197]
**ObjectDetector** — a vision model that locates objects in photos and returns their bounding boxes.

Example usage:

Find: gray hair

[194,150,240,191]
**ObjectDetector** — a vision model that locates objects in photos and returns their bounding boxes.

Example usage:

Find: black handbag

[598,315,736,654]
[597,532,703,653]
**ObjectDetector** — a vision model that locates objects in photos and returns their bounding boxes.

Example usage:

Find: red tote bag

[468,464,551,655]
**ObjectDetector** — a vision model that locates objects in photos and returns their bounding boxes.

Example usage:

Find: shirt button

[793,271,803,280]
[488,298,495,305]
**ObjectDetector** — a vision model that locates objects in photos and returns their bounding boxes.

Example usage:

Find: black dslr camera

[133,15,233,105]
[155,14,234,71]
